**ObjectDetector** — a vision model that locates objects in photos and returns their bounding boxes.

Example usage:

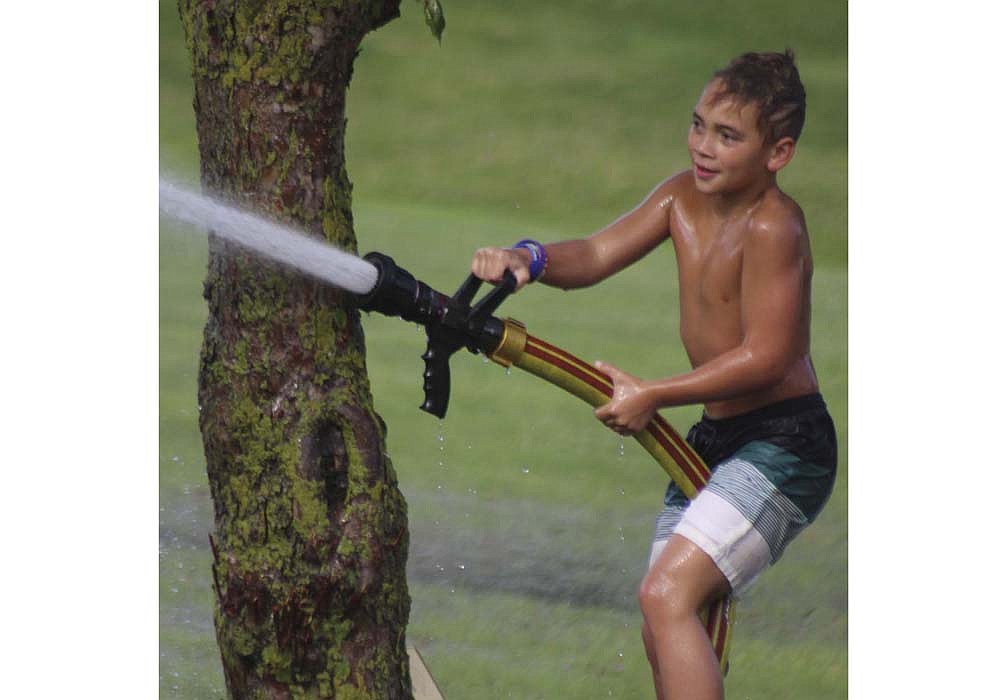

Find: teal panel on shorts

[733,440,836,522]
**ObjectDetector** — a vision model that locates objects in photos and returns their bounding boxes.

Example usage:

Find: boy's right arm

[471,173,683,291]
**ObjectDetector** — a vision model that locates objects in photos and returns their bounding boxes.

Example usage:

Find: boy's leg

[641,621,667,700]
[640,534,731,700]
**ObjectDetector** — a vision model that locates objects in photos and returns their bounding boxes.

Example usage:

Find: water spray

[159,179,378,294]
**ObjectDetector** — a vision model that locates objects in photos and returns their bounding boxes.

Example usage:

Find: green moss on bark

[180,0,410,697]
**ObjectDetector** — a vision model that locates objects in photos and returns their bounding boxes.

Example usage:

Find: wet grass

[160,0,846,697]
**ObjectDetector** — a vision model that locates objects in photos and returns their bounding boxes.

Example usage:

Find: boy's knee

[639,571,690,624]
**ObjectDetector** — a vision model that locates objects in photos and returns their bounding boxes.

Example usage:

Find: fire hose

[355,252,732,670]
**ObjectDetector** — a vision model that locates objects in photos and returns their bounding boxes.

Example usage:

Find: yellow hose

[489,318,733,671]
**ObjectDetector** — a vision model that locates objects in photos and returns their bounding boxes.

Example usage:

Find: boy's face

[687,79,774,195]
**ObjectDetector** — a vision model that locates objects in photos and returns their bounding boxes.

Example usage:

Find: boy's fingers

[595,360,622,379]
[594,403,614,420]
[512,267,531,290]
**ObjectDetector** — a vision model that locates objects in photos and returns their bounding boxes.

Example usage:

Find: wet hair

[710,50,806,143]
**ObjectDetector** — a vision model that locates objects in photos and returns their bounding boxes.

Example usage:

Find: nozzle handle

[470,270,517,322]
[452,273,484,308]
[420,341,450,419]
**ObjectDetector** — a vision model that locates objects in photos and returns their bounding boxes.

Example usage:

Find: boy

[470,51,837,699]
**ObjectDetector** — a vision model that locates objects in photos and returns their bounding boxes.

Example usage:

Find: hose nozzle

[354,252,516,418]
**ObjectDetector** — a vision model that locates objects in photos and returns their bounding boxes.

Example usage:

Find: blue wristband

[513,239,548,281]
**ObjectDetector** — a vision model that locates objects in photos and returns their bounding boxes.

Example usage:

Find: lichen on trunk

[177,1,410,697]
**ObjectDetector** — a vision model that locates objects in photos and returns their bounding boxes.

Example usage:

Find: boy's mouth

[694,163,719,180]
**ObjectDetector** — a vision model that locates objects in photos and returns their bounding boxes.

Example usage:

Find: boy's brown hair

[711,50,806,144]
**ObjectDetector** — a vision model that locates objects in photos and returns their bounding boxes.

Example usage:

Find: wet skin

[471,78,819,428]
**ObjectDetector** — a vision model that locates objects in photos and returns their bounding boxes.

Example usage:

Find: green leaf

[422,0,445,44]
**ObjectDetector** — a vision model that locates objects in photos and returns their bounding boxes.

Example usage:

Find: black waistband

[700,393,827,428]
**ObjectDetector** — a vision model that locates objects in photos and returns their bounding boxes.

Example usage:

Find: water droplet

[436,484,443,491]
[618,439,625,457]
[482,355,490,364]
[521,467,530,474]
[617,650,623,658]
[505,366,511,376]
[457,563,466,571]
[619,488,626,497]
[468,488,477,495]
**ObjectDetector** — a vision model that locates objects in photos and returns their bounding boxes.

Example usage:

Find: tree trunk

[177,1,410,697]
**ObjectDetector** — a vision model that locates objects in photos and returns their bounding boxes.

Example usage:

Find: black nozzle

[355,252,448,326]
[353,252,517,418]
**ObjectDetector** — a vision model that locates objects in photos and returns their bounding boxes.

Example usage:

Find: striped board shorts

[649,393,837,598]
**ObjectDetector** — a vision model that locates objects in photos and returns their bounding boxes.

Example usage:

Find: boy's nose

[694,134,714,157]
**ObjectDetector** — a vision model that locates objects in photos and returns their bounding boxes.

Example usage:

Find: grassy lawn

[160,1,846,697]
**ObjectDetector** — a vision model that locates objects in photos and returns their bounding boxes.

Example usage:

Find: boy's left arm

[594,218,809,435]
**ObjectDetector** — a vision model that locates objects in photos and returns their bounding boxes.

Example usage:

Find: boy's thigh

[650,485,772,600]
[644,533,732,612]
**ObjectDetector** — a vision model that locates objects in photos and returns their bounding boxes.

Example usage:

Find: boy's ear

[766,136,796,173]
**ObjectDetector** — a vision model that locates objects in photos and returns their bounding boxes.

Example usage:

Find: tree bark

[177,1,410,697]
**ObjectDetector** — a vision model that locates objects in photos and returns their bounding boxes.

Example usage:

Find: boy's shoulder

[652,169,698,201]
[746,187,808,245]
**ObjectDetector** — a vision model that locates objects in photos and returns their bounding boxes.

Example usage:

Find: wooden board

[408,646,445,700]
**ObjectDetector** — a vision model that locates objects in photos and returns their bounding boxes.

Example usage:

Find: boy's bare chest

[670,213,746,307]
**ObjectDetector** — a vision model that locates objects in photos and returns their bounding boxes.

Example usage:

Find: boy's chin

[693,176,725,194]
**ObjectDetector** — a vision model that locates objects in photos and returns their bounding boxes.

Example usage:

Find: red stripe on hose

[653,416,710,482]
[713,600,728,661]
[525,337,706,490]
[531,338,708,486]
[645,420,704,491]
[524,338,613,398]
[706,600,720,648]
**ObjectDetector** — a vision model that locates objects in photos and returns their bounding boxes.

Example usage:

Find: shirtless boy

[470,51,837,699]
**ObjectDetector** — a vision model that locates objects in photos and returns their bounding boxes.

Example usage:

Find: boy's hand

[593,361,658,435]
[471,247,533,291]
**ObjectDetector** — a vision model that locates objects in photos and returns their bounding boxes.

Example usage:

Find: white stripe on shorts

[650,490,772,599]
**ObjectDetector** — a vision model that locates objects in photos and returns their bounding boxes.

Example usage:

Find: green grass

[160,1,846,697]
